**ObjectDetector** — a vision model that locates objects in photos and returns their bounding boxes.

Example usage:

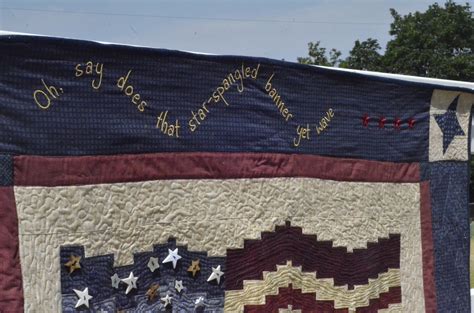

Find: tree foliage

[340,38,382,71]
[297,41,342,67]
[384,1,474,80]
[298,1,474,81]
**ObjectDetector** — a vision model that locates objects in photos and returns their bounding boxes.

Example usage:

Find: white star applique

[162,248,182,269]
[195,296,205,308]
[148,256,160,272]
[161,293,172,307]
[73,287,92,308]
[111,273,121,289]
[174,280,184,293]
[121,271,138,294]
[207,265,224,284]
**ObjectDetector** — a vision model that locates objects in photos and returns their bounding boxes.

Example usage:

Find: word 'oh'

[33,79,64,110]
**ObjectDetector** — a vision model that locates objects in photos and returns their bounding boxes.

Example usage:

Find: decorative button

[162,248,182,269]
[187,259,201,277]
[195,296,205,308]
[73,287,92,308]
[148,257,160,272]
[161,293,172,308]
[207,265,224,284]
[65,255,81,274]
[111,273,121,289]
[121,272,138,294]
[146,284,160,301]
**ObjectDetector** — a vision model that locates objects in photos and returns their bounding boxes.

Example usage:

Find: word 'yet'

[156,111,180,138]
[293,124,310,147]
[117,70,148,112]
[33,79,64,110]
[75,61,104,90]
[293,108,335,147]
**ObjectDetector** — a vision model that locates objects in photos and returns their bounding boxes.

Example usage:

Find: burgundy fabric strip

[0,187,23,313]
[420,182,437,313]
[14,152,420,186]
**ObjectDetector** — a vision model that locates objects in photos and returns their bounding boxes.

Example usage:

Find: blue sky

[0,0,457,61]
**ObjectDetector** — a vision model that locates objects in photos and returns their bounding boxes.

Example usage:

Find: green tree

[297,1,474,81]
[384,1,474,80]
[339,38,382,71]
[297,41,342,66]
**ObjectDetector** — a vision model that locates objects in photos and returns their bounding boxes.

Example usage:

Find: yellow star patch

[187,259,201,277]
[64,255,81,274]
[146,283,160,301]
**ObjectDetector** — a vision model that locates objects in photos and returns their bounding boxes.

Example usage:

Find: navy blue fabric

[60,239,225,312]
[422,162,470,313]
[0,35,442,162]
[434,96,466,153]
[0,155,12,186]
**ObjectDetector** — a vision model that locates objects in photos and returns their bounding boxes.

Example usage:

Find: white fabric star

[195,296,205,308]
[148,256,160,272]
[174,280,184,293]
[161,293,172,307]
[162,248,182,269]
[111,273,121,289]
[121,271,138,294]
[207,265,224,284]
[73,287,92,308]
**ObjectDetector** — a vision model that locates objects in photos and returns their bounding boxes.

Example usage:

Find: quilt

[0,35,473,313]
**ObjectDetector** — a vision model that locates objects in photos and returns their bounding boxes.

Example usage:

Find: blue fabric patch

[424,162,470,312]
[60,239,225,312]
[0,155,13,186]
[0,36,433,162]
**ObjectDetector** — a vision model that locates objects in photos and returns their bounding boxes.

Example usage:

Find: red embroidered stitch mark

[393,118,401,130]
[363,116,414,130]
[379,117,386,129]
[362,114,370,127]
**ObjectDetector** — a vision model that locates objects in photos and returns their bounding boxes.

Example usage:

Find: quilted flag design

[0,35,473,312]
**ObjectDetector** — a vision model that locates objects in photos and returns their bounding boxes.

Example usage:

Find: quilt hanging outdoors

[0,35,473,313]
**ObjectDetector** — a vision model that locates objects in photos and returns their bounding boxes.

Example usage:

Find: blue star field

[60,238,226,312]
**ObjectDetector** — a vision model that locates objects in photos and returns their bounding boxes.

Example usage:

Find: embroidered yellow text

[188,63,260,132]
[75,61,104,90]
[33,79,64,110]
[265,73,293,122]
[316,108,334,135]
[293,124,311,147]
[156,111,181,138]
[117,70,148,112]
